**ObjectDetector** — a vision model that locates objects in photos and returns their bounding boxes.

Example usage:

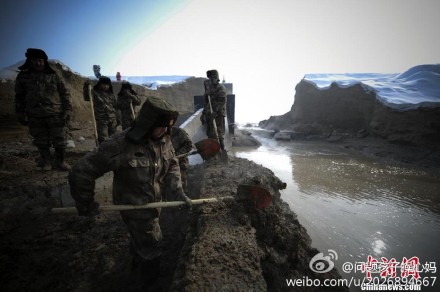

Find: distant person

[117,81,141,130]
[170,126,193,192]
[68,96,191,285]
[116,72,121,81]
[93,65,101,79]
[15,48,72,171]
[202,69,227,150]
[92,76,120,144]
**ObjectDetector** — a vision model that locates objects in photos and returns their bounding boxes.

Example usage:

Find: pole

[88,84,99,146]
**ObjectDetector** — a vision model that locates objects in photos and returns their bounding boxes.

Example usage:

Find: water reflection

[232,134,440,291]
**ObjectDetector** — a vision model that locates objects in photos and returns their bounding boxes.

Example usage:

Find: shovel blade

[237,184,272,209]
[194,138,221,160]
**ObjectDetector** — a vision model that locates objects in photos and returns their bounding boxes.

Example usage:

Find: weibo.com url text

[286,276,436,290]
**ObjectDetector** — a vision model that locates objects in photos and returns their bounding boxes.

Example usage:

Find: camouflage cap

[18,48,55,72]
[209,70,220,82]
[126,96,179,143]
[94,76,114,93]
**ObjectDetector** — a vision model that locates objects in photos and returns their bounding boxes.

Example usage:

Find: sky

[1,0,439,123]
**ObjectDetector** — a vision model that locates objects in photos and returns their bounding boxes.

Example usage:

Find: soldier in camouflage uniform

[170,126,193,192]
[203,69,227,150]
[92,76,120,144]
[117,81,141,130]
[15,48,72,171]
[68,96,191,282]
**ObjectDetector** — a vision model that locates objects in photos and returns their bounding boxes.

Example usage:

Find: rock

[66,140,76,148]
[274,131,291,141]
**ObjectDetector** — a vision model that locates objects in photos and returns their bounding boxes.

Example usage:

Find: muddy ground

[0,124,350,291]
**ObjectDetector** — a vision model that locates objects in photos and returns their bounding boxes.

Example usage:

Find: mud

[0,126,348,291]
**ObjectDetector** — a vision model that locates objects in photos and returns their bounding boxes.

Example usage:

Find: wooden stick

[51,197,232,215]
[88,84,99,146]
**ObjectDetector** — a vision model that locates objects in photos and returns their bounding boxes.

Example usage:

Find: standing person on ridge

[15,48,72,171]
[92,76,120,144]
[203,69,227,150]
[68,96,192,285]
[117,81,141,130]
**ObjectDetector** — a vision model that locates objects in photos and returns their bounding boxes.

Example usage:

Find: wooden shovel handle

[51,197,230,215]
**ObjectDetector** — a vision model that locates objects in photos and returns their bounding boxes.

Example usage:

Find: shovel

[51,184,272,215]
[207,96,228,161]
[176,138,220,160]
[87,84,99,147]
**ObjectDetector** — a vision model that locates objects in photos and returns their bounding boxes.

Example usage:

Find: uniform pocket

[128,158,151,167]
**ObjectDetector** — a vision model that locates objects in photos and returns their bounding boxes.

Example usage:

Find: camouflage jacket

[15,70,72,117]
[92,89,118,120]
[170,127,193,170]
[117,89,141,112]
[204,82,227,116]
[69,130,183,206]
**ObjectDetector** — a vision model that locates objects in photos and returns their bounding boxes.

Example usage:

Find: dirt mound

[260,79,440,147]
[259,79,440,170]
[0,60,204,127]
[0,145,348,291]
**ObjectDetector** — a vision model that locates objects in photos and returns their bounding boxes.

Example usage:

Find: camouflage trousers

[120,110,135,130]
[206,114,225,143]
[28,115,67,149]
[120,209,163,261]
[96,117,118,144]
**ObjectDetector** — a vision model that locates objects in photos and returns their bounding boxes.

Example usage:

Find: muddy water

[232,130,440,291]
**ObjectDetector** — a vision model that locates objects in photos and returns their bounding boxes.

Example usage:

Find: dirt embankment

[0,60,205,126]
[0,136,348,291]
[259,79,440,170]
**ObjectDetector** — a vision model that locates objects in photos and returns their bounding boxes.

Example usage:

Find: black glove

[200,113,206,125]
[210,112,218,119]
[17,113,28,126]
[177,191,192,209]
[62,110,72,123]
[76,200,100,217]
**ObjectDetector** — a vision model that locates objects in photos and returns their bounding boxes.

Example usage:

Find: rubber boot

[53,148,71,171]
[220,139,225,150]
[36,148,52,171]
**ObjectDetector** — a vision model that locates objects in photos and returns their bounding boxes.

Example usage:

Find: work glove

[176,191,192,210]
[76,200,100,217]
[62,110,72,123]
[200,113,206,125]
[17,113,29,126]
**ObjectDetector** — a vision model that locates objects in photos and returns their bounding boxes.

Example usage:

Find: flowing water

[231,129,440,291]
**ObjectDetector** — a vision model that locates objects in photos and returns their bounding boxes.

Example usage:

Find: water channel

[231,128,440,291]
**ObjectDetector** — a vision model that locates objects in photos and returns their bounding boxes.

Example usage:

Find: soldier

[92,76,120,144]
[117,81,141,130]
[200,70,212,126]
[15,48,72,171]
[170,126,193,192]
[68,96,191,284]
[203,69,227,150]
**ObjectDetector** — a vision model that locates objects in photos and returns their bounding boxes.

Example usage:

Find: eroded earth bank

[0,129,348,291]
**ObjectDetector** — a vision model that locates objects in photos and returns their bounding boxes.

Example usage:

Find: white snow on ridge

[0,60,190,89]
[304,64,440,110]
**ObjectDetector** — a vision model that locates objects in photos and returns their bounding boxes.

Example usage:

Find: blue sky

[1,0,439,123]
